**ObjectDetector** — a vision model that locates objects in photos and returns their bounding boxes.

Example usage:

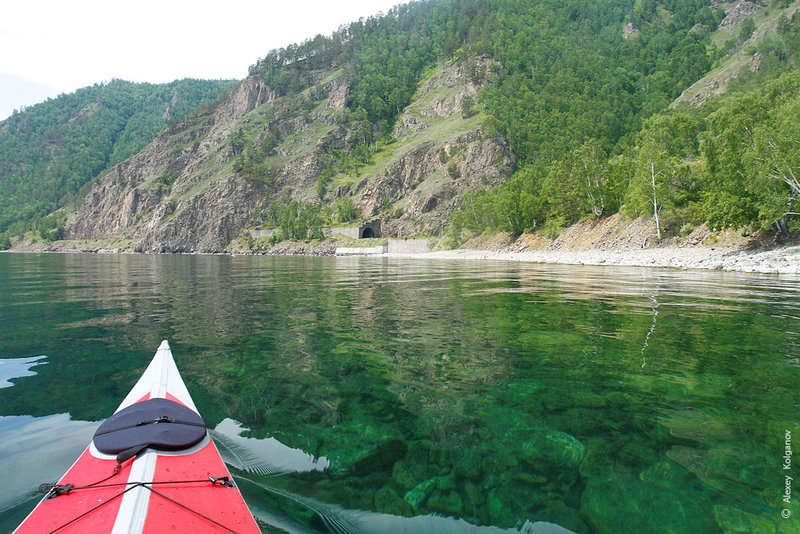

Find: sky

[0,0,401,120]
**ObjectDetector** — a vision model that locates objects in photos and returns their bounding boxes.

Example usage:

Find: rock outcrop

[65,76,275,253]
[367,57,514,236]
[715,0,763,31]
[65,58,515,252]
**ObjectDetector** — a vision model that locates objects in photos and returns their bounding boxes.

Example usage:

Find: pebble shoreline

[8,240,800,274]
[390,244,800,274]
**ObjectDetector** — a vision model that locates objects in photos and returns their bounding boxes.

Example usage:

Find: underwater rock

[391,440,444,490]
[374,486,399,508]
[481,449,518,477]
[427,491,464,517]
[639,460,691,488]
[487,488,509,525]
[392,460,420,489]
[499,379,545,409]
[404,478,436,511]
[547,408,607,436]
[575,392,608,409]
[374,486,413,516]
[578,438,613,479]
[451,446,484,480]
[463,481,485,510]
[402,473,461,513]
[514,472,548,486]
[658,408,737,442]
[616,439,659,468]
[738,462,771,489]
[581,469,716,533]
[543,395,575,412]
[355,438,407,474]
[521,429,586,470]
[486,481,546,527]
[713,505,776,534]
[666,445,764,496]
[534,499,591,534]
[543,472,581,494]
[435,472,456,492]
[500,423,585,473]
[320,422,407,474]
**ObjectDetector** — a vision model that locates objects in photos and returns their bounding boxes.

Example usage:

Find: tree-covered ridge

[251,0,717,162]
[0,78,235,233]
[243,0,752,244]
[450,29,800,247]
[479,0,716,162]
[702,69,800,235]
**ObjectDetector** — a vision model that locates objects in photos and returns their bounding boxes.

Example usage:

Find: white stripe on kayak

[111,340,197,533]
[111,449,157,534]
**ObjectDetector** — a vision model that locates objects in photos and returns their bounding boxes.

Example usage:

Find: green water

[0,253,798,533]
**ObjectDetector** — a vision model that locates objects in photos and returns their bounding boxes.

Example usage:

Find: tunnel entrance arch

[357,220,381,239]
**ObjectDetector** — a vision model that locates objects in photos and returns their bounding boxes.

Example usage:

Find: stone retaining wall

[387,238,430,254]
[248,229,279,239]
[335,243,389,256]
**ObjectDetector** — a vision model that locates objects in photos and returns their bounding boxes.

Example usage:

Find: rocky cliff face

[374,57,514,236]
[360,131,513,237]
[714,0,763,31]
[65,58,515,252]
[66,76,274,252]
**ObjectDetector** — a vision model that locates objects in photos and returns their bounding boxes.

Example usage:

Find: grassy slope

[325,62,488,207]
[672,0,800,107]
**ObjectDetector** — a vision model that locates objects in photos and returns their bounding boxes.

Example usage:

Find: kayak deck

[14,341,260,534]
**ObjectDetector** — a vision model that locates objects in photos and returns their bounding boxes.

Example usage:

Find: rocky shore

[403,215,800,274]
[14,237,799,274]
[8,215,800,274]
[396,244,800,274]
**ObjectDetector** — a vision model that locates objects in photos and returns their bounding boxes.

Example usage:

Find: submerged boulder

[427,491,464,517]
[486,481,546,527]
[374,486,413,516]
[521,429,586,470]
[713,505,777,534]
[503,423,585,471]
[639,460,692,488]
[581,469,715,533]
[320,422,407,475]
[404,478,437,511]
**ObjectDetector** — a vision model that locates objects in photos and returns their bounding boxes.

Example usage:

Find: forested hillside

[223,0,729,242]
[250,0,715,162]
[448,0,800,245]
[245,0,800,246]
[2,0,799,252]
[0,79,235,235]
